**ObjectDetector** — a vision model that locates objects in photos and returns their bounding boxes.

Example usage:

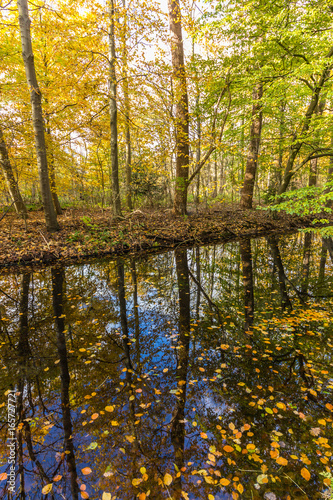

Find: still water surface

[0,232,332,499]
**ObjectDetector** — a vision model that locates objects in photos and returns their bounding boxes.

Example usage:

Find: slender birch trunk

[109,0,122,218]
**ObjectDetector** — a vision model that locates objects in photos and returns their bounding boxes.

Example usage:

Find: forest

[1,2,333,499]
[1,0,333,233]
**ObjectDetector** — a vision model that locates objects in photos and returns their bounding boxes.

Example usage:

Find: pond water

[0,232,332,500]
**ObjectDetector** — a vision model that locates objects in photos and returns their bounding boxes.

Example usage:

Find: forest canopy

[1,0,333,226]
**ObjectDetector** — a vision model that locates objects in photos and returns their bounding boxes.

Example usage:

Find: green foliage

[66,230,83,243]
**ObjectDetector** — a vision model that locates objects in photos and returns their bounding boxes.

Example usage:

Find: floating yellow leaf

[102,493,111,500]
[111,421,119,426]
[277,402,286,411]
[42,484,53,495]
[208,495,215,500]
[132,478,142,486]
[237,484,244,494]
[164,473,173,486]
[91,413,99,420]
[125,435,136,443]
[81,492,89,499]
[81,467,92,475]
[220,478,230,486]
[301,468,310,481]
[220,344,229,350]
[105,406,114,412]
[276,456,288,466]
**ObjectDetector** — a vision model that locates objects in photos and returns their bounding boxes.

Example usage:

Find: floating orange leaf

[81,467,92,475]
[276,456,288,466]
[301,468,310,481]
[220,478,230,486]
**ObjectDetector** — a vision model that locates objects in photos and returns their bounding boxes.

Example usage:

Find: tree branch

[187,84,231,186]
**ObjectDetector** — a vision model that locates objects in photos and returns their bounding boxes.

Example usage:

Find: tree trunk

[195,95,201,207]
[278,49,333,194]
[168,0,190,215]
[17,0,59,231]
[109,0,122,218]
[240,83,263,209]
[122,0,133,211]
[0,127,27,215]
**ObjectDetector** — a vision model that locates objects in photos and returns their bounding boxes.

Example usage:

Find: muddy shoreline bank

[0,204,330,270]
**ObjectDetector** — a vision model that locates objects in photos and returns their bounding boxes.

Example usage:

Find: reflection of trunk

[17,273,31,498]
[319,239,328,282]
[240,83,263,208]
[117,259,139,455]
[267,236,292,310]
[171,248,191,499]
[240,239,254,331]
[0,128,27,215]
[51,268,79,500]
[301,233,312,296]
[18,273,31,357]
[195,247,201,318]
[117,259,133,371]
[130,259,141,366]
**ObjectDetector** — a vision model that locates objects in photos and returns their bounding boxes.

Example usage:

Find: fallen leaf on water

[164,473,172,486]
[81,467,92,475]
[301,467,310,481]
[42,484,53,495]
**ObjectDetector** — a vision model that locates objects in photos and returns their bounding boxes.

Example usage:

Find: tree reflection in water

[0,233,332,499]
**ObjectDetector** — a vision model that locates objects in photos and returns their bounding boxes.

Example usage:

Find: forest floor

[0,203,331,269]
